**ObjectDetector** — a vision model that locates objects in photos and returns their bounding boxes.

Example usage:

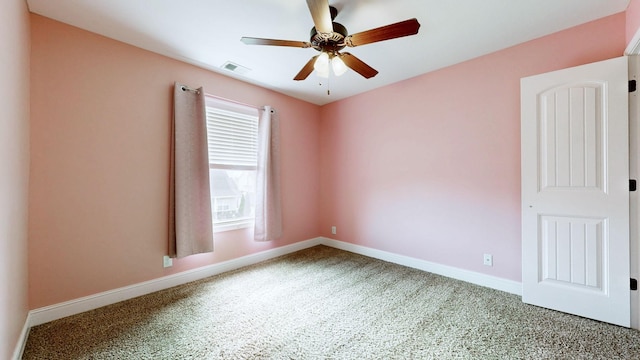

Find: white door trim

[629,55,640,329]
[625,27,640,56]
[624,23,640,331]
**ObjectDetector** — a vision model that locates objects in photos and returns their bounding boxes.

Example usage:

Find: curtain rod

[180,85,272,112]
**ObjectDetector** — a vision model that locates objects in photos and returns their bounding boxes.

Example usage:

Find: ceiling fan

[240,0,420,81]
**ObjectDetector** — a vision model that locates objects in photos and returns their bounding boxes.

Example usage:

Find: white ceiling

[27,0,629,106]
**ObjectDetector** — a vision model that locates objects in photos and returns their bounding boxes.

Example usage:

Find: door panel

[539,215,604,291]
[539,84,603,190]
[521,56,629,327]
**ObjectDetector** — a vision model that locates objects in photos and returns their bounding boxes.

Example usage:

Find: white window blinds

[205,96,259,170]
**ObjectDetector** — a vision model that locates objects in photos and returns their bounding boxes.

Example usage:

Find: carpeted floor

[22,245,640,359]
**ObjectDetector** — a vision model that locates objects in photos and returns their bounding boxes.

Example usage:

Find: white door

[521,56,630,327]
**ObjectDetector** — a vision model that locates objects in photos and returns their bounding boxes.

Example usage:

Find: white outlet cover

[163,255,173,268]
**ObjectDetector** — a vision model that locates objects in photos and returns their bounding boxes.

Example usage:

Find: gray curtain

[254,106,283,241]
[169,82,214,258]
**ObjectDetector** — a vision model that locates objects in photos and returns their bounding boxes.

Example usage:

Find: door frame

[625,28,640,328]
[627,54,640,329]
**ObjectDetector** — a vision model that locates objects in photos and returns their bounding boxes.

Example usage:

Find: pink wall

[27,8,630,311]
[0,0,30,357]
[29,14,321,309]
[319,13,626,282]
[627,0,640,46]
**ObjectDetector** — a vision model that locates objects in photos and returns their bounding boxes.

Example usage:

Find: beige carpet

[23,245,640,359]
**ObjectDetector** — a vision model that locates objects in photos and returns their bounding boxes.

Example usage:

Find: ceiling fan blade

[241,37,311,48]
[339,53,378,79]
[306,0,333,34]
[294,56,319,81]
[345,18,420,47]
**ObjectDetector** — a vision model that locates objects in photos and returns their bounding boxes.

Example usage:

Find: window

[205,96,259,232]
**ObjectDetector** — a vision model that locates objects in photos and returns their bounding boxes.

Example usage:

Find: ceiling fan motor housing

[310,22,348,53]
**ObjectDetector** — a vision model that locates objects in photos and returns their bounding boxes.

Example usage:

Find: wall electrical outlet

[331,226,337,235]
[163,255,173,268]
[483,254,493,266]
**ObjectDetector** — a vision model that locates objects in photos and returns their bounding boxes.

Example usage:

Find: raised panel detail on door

[521,56,629,327]
[539,83,604,192]
[539,215,605,292]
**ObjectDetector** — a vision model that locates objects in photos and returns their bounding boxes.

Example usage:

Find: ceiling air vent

[221,61,250,75]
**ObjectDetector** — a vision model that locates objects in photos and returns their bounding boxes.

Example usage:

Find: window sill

[213,220,253,233]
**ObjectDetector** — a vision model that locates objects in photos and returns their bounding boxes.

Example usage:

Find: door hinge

[632,278,638,291]
[631,179,637,192]
[630,80,637,93]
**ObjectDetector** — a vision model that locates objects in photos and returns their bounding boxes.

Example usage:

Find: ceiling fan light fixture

[314,52,330,78]
[331,56,348,76]
[316,66,330,78]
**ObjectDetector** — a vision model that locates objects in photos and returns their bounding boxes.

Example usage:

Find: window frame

[205,96,259,233]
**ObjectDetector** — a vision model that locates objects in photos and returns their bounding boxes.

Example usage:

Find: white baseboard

[28,237,323,327]
[17,236,521,357]
[319,238,522,295]
[12,312,31,360]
